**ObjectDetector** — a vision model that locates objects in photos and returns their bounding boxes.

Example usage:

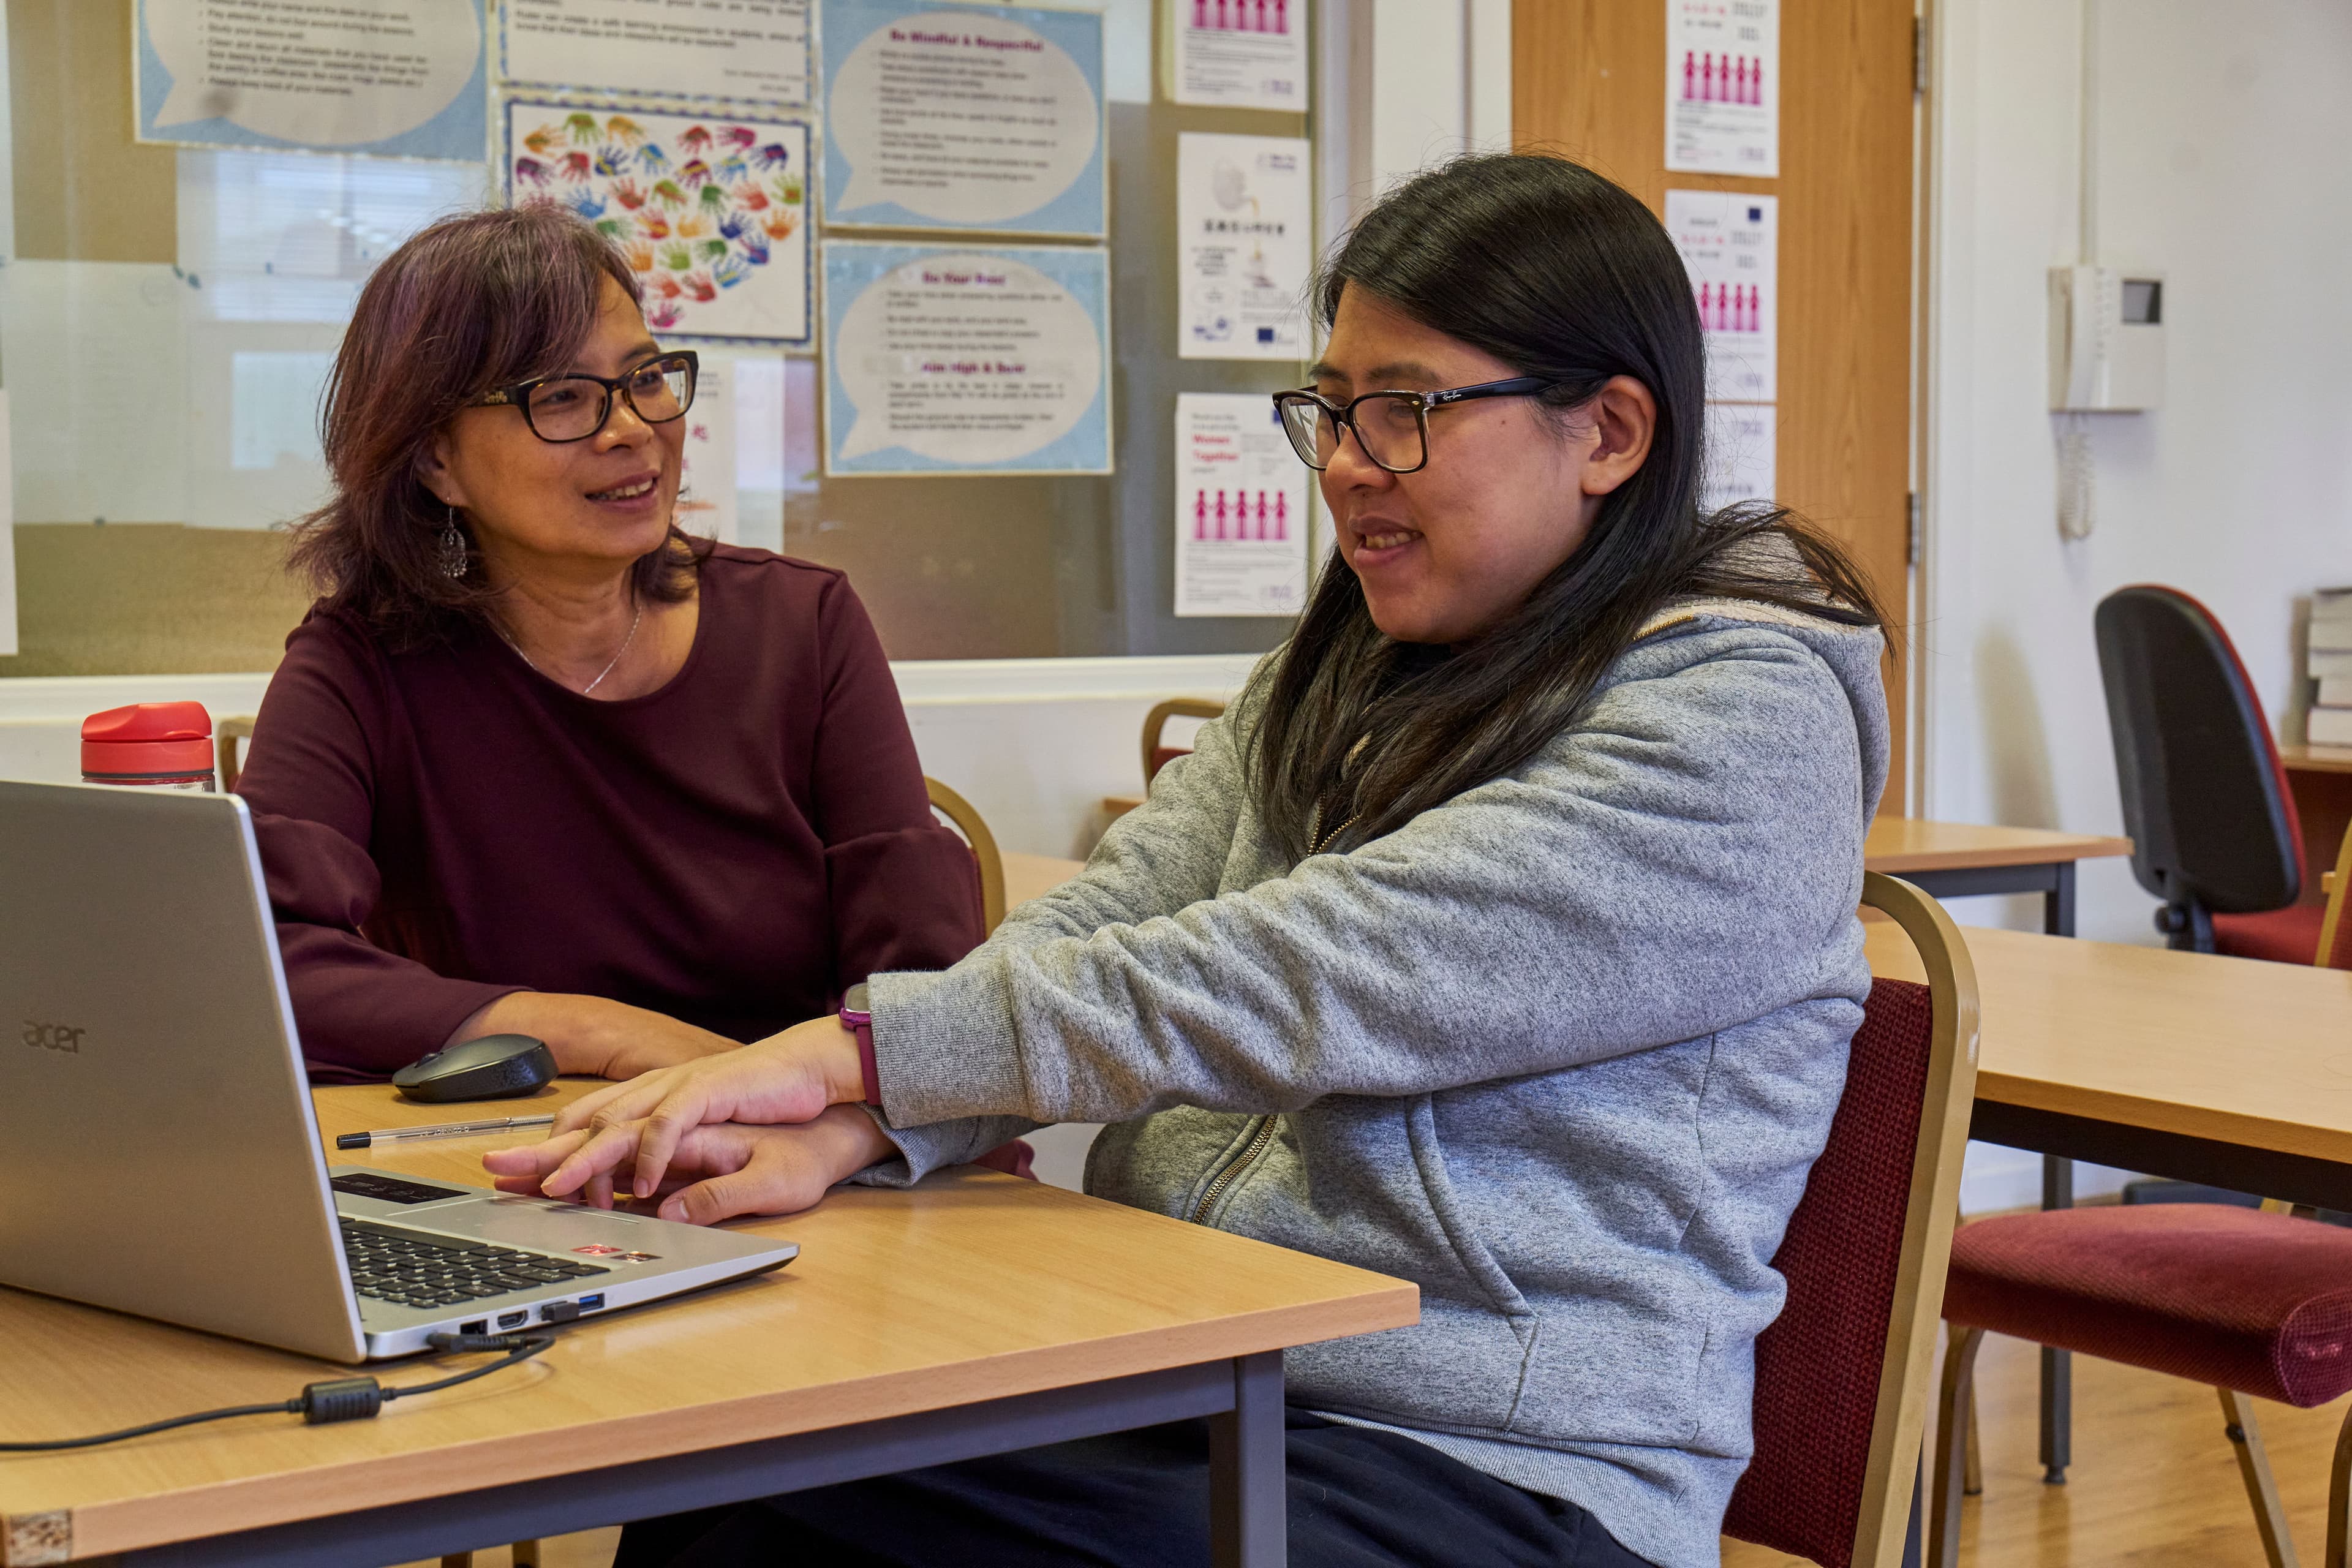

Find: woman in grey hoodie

[496,153,1894,1568]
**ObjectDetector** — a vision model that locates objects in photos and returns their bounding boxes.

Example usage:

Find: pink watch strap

[850,1016,880,1107]
[840,983,880,1107]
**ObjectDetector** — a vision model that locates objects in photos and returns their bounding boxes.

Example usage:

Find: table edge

[1975,1071,2352,1169]
[17,1285,1418,1559]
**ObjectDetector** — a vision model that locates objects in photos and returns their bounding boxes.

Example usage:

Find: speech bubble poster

[136,0,488,160]
[822,241,1111,477]
[504,103,813,346]
[821,0,1106,238]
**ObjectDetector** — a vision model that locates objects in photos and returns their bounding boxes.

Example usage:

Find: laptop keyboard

[340,1216,609,1312]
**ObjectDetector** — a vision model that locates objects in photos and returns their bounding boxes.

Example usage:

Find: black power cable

[0,1329,557,1453]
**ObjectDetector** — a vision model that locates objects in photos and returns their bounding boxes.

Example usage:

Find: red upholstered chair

[1932,1201,2352,1568]
[1140,698,1226,786]
[2095,586,2319,961]
[1721,873,1980,1568]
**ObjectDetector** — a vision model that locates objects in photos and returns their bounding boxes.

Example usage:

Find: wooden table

[1001,851,1085,911]
[0,1084,1415,1567]
[2283,743,2352,776]
[1861,819,2132,940]
[1868,920,2352,1208]
[2283,744,2352,908]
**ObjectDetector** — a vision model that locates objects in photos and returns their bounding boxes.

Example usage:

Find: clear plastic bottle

[81,702,217,791]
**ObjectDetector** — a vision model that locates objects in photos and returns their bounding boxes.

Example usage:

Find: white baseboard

[1961,1140,2136,1216]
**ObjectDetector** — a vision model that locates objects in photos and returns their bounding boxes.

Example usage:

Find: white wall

[1928,0,2352,1207]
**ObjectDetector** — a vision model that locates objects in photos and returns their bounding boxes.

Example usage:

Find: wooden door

[1514,2,1918,809]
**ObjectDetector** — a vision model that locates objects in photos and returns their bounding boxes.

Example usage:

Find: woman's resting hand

[448,992,742,1080]
[483,1104,894,1222]
[486,1015,867,1201]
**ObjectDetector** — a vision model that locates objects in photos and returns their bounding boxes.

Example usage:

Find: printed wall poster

[1665,190,1776,404]
[0,392,13,657]
[823,241,1111,476]
[821,0,1106,237]
[1701,401,1776,513]
[1177,134,1312,362]
[1664,0,1779,177]
[499,0,810,107]
[1175,393,1308,617]
[1169,0,1307,112]
[505,104,812,345]
[135,0,488,159]
[676,360,739,544]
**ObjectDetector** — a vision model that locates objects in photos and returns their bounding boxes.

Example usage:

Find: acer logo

[22,1021,85,1054]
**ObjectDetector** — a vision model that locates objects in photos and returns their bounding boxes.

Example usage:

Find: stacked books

[2315,587,2352,745]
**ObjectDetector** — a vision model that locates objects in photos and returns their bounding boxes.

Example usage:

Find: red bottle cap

[81,701,215,778]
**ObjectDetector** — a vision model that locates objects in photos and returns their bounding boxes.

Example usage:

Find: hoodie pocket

[1406,1096,1536,1325]
[1408,1096,1703,1448]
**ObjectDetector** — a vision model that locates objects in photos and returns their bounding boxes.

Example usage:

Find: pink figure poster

[1665,0,1777,176]
[1175,393,1308,617]
[1664,189,1777,405]
[1170,0,1308,111]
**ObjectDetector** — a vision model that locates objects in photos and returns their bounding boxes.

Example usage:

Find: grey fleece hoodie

[859,598,1890,1568]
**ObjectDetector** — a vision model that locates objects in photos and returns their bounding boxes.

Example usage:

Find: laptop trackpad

[412,1196,665,1252]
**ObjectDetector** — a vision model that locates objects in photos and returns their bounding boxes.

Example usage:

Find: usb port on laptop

[577,1294,604,1311]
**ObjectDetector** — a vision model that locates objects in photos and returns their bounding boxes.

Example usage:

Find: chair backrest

[1722,873,1980,1568]
[925,776,1006,934]
[2094,586,2302,916]
[1141,698,1227,786]
[216,714,257,793]
[2318,823,2352,971]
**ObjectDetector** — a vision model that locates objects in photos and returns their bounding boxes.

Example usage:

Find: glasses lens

[525,377,609,440]
[1276,395,1335,469]
[1353,394,1427,472]
[625,356,694,423]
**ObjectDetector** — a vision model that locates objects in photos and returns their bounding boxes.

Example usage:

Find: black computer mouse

[391,1034,557,1102]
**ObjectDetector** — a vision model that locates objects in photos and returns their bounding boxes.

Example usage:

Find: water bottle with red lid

[81,702,217,791]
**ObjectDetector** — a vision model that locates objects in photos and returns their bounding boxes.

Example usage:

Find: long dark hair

[1250,153,1891,858]
[288,204,703,644]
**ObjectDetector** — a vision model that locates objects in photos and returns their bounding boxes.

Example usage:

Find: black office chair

[2095,585,2318,960]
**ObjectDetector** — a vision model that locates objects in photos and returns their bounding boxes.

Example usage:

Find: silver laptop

[0,780,797,1362]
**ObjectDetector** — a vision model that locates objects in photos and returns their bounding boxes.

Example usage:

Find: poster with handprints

[503,102,812,346]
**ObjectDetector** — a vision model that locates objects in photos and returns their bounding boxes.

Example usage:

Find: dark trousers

[614,1409,1652,1567]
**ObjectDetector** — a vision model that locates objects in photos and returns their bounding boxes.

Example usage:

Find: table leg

[2040,1150,2073,1485]
[2039,860,2075,1485]
[2042,861,2077,939]
[1209,1352,1286,1567]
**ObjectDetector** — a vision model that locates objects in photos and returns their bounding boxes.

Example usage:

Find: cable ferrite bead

[300,1376,385,1424]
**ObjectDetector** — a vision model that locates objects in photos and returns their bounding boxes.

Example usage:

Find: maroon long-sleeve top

[236,546,984,1082]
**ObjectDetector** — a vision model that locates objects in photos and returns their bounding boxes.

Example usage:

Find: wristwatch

[840,981,881,1106]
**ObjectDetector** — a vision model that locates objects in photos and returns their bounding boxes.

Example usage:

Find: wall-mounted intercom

[2048,264,2165,412]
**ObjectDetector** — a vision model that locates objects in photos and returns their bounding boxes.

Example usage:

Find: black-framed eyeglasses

[1272,376,1563,475]
[470,350,701,443]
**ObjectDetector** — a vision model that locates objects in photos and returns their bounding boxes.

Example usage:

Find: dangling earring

[437,506,468,579]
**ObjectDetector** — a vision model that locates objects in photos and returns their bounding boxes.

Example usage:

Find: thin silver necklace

[499,603,644,696]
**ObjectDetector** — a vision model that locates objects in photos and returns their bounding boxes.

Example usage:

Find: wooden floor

[399,1323,2351,1568]
[396,1530,618,1568]
[1728,1328,2352,1567]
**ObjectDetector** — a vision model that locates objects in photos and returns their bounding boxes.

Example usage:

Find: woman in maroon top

[238,206,982,1161]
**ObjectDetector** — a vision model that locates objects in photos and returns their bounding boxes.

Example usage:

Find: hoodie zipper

[1189,1115,1278,1225]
